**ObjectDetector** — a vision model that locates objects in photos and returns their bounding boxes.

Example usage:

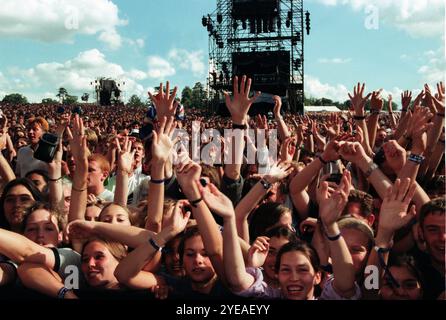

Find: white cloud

[136,38,145,48]
[318,57,351,64]
[168,49,206,76]
[147,56,176,79]
[0,49,147,102]
[311,0,444,38]
[128,69,148,81]
[98,29,122,50]
[305,75,350,102]
[0,0,127,49]
[416,42,445,84]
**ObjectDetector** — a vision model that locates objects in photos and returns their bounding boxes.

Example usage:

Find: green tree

[191,82,207,108]
[42,98,59,104]
[2,93,28,104]
[128,94,145,108]
[65,95,78,105]
[181,86,193,107]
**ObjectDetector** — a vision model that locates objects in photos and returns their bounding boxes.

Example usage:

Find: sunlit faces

[63,185,72,215]
[87,160,107,189]
[99,204,131,225]
[264,236,290,281]
[85,205,101,222]
[81,241,120,288]
[277,251,321,300]
[421,212,445,264]
[380,266,422,300]
[27,123,44,145]
[23,209,61,247]
[3,185,35,228]
[341,228,370,275]
[27,173,47,193]
[164,237,185,278]
[131,142,145,166]
[182,235,215,283]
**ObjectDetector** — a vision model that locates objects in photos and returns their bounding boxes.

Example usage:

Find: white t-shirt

[15,145,48,178]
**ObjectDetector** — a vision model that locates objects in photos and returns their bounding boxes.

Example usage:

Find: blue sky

[0,0,444,106]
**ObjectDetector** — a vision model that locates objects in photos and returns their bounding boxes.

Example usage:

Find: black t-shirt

[409,246,445,300]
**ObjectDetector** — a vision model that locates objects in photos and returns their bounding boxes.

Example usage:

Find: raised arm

[223,76,260,181]
[176,161,226,282]
[235,162,293,242]
[273,95,290,142]
[319,170,357,297]
[366,179,416,282]
[145,116,177,232]
[387,94,397,129]
[47,139,64,213]
[114,201,189,289]
[113,137,135,206]
[367,90,383,150]
[199,182,255,292]
[66,114,89,224]
[348,83,373,155]
[0,133,15,183]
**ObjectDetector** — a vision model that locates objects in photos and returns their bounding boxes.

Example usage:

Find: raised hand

[348,83,372,116]
[338,141,368,165]
[66,114,90,163]
[197,181,235,220]
[378,178,416,234]
[175,161,202,199]
[318,170,351,228]
[256,114,268,130]
[262,161,294,184]
[224,76,261,125]
[116,136,136,174]
[312,121,326,151]
[148,81,178,120]
[273,95,282,118]
[407,105,434,155]
[401,90,412,111]
[280,137,296,162]
[166,200,191,235]
[370,90,384,112]
[48,139,63,173]
[247,236,269,268]
[425,82,445,114]
[382,140,406,174]
[151,116,178,164]
[321,136,341,162]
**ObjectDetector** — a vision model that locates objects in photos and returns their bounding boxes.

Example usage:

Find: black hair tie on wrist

[190,198,203,207]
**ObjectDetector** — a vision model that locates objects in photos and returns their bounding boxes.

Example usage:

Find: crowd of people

[0,77,444,301]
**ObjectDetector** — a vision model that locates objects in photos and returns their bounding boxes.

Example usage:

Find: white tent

[304,106,342,112]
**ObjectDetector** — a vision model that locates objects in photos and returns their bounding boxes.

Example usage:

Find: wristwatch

[364,161,378,178]
[259,178,272,190]
[374,240,394,253]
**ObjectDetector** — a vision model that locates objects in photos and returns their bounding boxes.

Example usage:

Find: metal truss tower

[203,0,309,114]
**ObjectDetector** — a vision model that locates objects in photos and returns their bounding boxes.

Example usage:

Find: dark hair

[249,202,292,242]
[344,189,373,218]
[178,226,201,266]
[25,169,49,183]
[21,201,64,233]
[0,178,44,229]
[275,240,320,275]
[418,197,445,228]
[265,226,298,242]
[387,254,425,292]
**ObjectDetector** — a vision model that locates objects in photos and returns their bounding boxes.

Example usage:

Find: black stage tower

[203,0,310,115]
